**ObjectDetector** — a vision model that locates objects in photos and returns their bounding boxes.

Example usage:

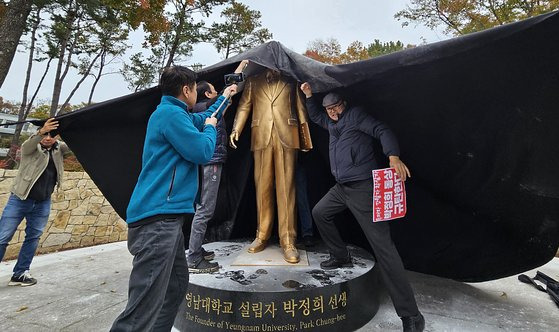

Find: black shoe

[320,254,353,270]
[402,313,425,332]
[189,260,219,274]
[202,247,215,261]
[8,271,37,287]
[303,235,315,247]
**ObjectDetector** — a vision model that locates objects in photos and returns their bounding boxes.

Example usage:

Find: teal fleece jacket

[126,94,227,223]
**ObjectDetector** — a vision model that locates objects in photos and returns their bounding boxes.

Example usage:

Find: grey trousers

[312,179,419,318]
[187,163,222,265]
[111,216,189,332]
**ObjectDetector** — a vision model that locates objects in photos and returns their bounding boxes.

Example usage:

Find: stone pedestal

[174,240,380,331]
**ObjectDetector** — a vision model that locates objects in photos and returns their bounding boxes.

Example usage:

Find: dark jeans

[187,163,222,265]
[0,194,51,276]
[295,164,314,238]
[312,179,419,318]
[111,215,189,332]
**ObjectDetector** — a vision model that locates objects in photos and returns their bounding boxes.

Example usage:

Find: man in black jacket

[183,80,223,274]
[300,82,424,332]
[186,60,249,274]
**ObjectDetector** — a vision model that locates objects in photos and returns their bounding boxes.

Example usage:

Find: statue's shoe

[282,244,300,264]
[247,238,267,253]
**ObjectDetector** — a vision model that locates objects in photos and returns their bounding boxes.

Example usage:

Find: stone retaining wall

[0,170,127,260]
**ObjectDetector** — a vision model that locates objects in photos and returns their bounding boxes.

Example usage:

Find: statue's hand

[229,130,239,149]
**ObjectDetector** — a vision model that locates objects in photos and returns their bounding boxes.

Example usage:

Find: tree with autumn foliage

[395,0,559,36]
[303,38,343,65]
[304,38,414,65]
[121,0,229,91]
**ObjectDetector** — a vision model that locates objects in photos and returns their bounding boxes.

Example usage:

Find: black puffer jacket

[306,96,400,183]
[193,100,227,164]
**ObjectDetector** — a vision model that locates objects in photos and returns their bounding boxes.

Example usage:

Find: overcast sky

[0,0,448,105]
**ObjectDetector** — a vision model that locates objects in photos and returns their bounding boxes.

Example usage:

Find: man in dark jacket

[182,80,222,274]
[186,60,248,274]
[300,82,424,332]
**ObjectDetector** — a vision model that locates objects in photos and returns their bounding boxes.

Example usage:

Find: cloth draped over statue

[52,11,559,282]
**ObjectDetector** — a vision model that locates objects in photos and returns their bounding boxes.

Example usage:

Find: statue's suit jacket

[232,72,310,151]
[231,71,311,245]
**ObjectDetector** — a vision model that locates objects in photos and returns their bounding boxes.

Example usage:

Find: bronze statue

[230,69,312,263]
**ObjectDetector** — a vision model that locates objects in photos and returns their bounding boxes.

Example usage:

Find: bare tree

[3,6,42,168]
[395,0,559,36]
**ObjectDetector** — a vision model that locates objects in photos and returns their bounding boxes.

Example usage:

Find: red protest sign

[372,168,407,222]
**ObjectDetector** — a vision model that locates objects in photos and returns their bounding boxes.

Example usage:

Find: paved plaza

[1,242,558,331]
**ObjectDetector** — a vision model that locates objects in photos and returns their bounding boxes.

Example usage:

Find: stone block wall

[0,170,127,260]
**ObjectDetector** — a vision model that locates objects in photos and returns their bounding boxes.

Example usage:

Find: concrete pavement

[1,241,558,331]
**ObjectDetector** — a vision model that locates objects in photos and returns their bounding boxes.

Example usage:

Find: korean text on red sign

[372,168,406,222]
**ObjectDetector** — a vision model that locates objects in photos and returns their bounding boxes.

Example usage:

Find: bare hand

[235,60,249,73]
[223,84,238,97]
[39,118,59,135]
[389,156,411,181]
[300,82,312,98]
[205,116,217,127]
[229,130,239,149]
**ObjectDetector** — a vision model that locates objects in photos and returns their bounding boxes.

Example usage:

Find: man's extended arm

[300,82,329,129]
[356,109,400,157]
[22,118,59,155]
[191,84,238,129]
[165,110,217,165]
[229,78,253,149]
[356,110,411,180]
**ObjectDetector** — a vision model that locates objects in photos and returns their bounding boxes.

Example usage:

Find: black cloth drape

[55,11,559,281]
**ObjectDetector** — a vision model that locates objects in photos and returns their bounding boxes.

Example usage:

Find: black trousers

[111,215,189,332]
[312,179,419,318]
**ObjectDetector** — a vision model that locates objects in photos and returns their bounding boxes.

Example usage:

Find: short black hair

[196,81,213,102]
[159,66,197,97]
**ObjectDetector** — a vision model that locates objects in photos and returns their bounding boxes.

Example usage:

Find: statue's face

[265,69,281,82]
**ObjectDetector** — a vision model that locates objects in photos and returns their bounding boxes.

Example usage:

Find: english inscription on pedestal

[174,242,380,332]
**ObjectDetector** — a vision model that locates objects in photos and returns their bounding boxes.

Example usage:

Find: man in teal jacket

[111,66,237,332]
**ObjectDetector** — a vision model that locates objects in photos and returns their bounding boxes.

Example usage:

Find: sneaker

[202,247,215,261]
[319,254,353,270]
[188,260,219,274]
[402,313,425,332]
[8,270,37,287]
